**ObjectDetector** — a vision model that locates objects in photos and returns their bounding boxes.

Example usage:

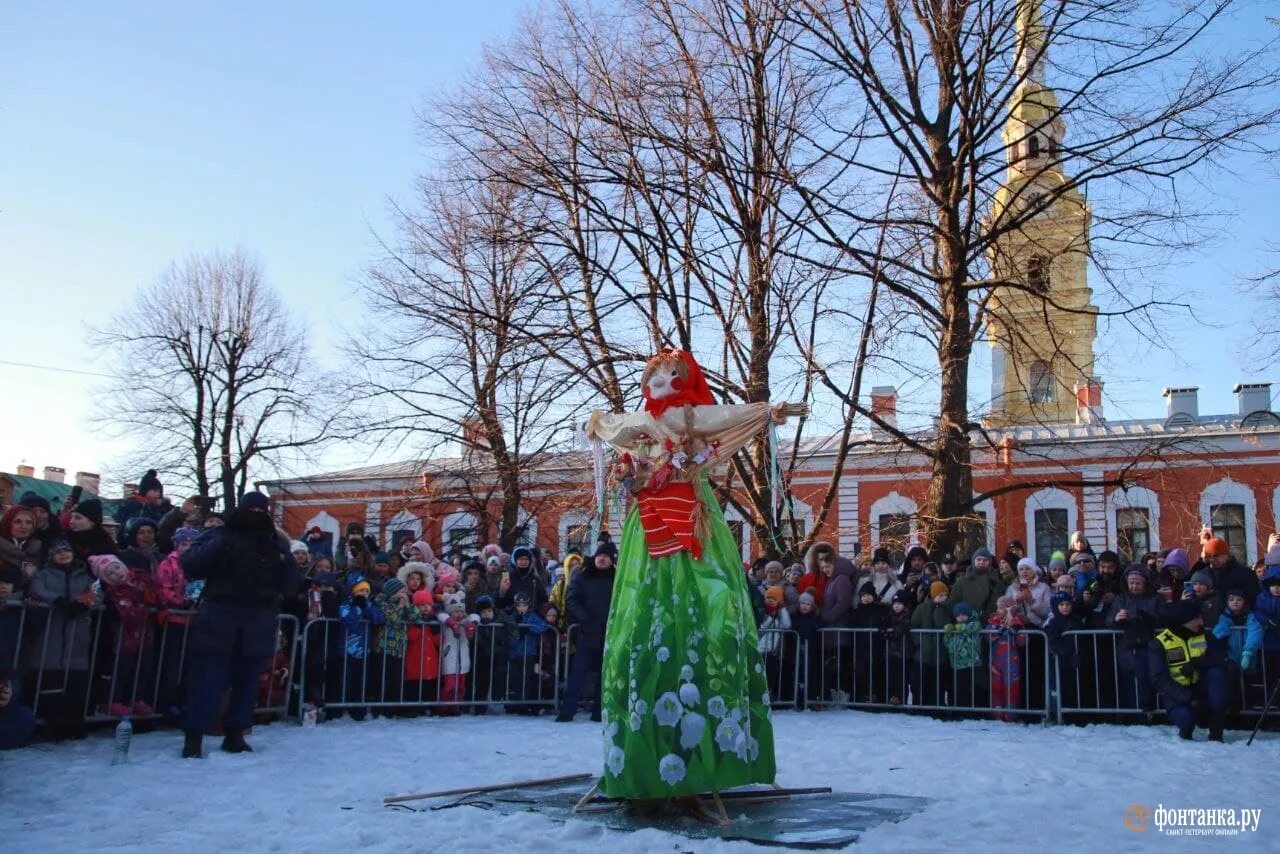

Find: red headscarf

[642,349,715,417]
[0,505,35,541]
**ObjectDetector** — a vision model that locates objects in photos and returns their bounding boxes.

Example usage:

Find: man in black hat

[178,490,299,758]
[1147,599,1227,741]
[556,545,616,722]
[115,469,172,546]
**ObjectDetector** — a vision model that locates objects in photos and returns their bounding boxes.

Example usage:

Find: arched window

[1026,255,1049,291]
[1027,135,1041,159]
[1029,361,1055,404]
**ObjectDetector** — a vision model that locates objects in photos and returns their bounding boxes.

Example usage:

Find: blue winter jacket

[507,611,549,661]
[340,598,385,659]
[1212,611,1263,665]
[1251,566,1280,652]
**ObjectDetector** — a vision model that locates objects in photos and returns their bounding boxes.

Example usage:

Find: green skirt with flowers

[599,477,776,798]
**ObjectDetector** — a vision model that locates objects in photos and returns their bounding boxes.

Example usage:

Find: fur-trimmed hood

[397,560,435,593]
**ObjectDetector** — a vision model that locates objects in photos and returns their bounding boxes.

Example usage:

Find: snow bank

[2,711,1272,852]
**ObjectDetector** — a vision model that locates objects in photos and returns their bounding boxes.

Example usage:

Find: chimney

[42,466,66,484]
[16,464,35,478]
[123,482,138,498]
[1234,382,1272,418]
[870,386,898,434]
[75,472,101,495]
[1162,387,1199,425]
[1074,377,1104,425]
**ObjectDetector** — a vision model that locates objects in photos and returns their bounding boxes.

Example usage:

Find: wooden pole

[384,772,594,805]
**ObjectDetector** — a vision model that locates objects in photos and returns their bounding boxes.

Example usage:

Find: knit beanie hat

[173,527,201,546]
[1190,569,1213,588]
[74,498,104,527]
[765,585,784,604]
[872,546,892,565]
[1097,550,1119,567]
[49,536,73,554]
[858,581,876,598]
[1069,550,1096,568]
[892,588,914,607]
[475,594,495,612]
[382,577,405,598]
[350,580,372,597]
[798,591,816,608]
[239,491,270,512]
[289,540,309,554]
[971,546,994,563]
[1124,564,1149,583]
[138,469,163,495]
[952,602,973,618]
[374,551,391,565]
[445,592,466,614]
[929,581,949,598]
[1048,551,1067,573]
[1016,557,1040,576]
[1203,537,1230,558]
[1050,591,1073,610]
[411,589,431,607]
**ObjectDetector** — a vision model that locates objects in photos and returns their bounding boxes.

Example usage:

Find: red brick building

[261,382,1280,568]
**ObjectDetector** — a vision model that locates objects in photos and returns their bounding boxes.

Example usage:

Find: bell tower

[986,0,1099,426]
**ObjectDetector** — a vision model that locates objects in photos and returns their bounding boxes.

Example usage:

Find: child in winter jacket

[303,571,344,716]
[339,577,385,720]
[437,592,477,715]
[759,587,792,705]
[470,595,508,711]
[849,582,889,703]
[987,596,1026,721]
[91,551,157,717]
[944,602,983,710]
[1213,588,1263,710]
[154,526,201,717]
[404,589,441,705]
[506,593,550,713]
[374,577,416,710]
[882,589,914,705]
[911,582,954,709]
[25,539,95,738]
[1253,560,1280,684]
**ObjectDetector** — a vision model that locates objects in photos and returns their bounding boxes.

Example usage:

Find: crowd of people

[2,467,1279,753]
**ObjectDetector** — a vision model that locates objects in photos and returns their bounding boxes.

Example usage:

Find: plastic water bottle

[112,717,132,765]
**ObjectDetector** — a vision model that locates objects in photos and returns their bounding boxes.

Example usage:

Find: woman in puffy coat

[1006,558,1052,628]
[24,538,95,738]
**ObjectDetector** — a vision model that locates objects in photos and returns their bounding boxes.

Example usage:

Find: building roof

[262,410,1280,489]
[0,473,120,515]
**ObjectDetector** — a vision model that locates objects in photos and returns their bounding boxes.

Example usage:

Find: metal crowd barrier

[297,617,562,718]
[758,627,803,710]
[813,626,1053,721]
[4,600,298,726]
[1050,626,1276,725]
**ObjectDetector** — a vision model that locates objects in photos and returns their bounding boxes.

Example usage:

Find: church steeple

[985,0,1099,427]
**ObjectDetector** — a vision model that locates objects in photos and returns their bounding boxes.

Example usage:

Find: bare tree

[352,173,586,551]
[92,249,337,510]
[775,0,1280,554]
[423,0,876,559]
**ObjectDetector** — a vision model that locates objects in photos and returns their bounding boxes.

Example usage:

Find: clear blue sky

[0,1,1275,495]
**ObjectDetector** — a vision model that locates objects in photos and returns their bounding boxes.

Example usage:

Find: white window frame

[384,509,423,549]
[1106,486,1160,559]
[441,510,481,556]
[1024,487,1078,563]
[869,491,919,548]
[558,511,593,558]
[1200,478,1257,562]
[971,495,996,552]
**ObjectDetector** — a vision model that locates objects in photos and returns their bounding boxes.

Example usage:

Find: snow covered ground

[2,711,1273,852]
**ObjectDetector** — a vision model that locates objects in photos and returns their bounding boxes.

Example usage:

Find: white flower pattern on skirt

[678,682,700,708]
[679,712,706,750]
[658,753,687,786]
[654,691,683,727]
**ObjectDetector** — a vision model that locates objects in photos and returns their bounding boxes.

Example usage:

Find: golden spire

[1016,0,1046,85]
